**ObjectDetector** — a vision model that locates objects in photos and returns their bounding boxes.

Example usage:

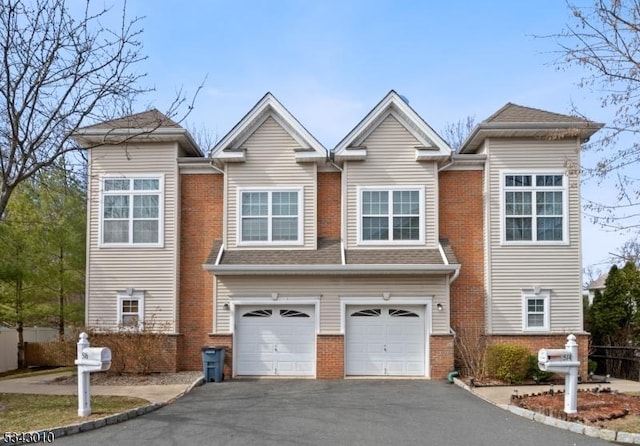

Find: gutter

[204,263,461,275]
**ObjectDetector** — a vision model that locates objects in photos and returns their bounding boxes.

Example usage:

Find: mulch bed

[513,388,640,425]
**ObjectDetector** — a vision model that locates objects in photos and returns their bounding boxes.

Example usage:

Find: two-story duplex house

[73,91,602,379]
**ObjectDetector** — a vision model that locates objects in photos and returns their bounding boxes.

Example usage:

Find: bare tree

[610,237,640,266]
[552,1,640,231]
[441,115,476,152]
[0,0,198,218]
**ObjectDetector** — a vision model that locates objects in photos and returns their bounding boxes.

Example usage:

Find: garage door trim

[340,297,432,378]
[229,298,320,378]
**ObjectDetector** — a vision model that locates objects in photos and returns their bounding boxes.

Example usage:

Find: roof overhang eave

[203,263,461,275]
[459,121,605,154]
[72,127,203,156]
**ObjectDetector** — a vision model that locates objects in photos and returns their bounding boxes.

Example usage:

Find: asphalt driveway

[53,380,613,446]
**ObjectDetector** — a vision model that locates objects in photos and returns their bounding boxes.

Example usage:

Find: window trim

[500,170,569,245]
[357,185,425,246]
[521,289,550,332]
[117,290,145,330]
[99,174,165,248]
[236,187,304,246]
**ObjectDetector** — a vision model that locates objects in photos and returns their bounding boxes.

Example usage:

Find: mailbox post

[538,334,580,414]
[74,332,112,417]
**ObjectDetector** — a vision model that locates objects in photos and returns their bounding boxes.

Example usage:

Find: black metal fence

[589,345,640,381]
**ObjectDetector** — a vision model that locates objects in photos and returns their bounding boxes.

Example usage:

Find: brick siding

[317,335,344,379]
[178,173,223,370]
[317,172,341,239]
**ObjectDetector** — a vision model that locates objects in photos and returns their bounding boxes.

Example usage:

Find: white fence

[0,326,59,372]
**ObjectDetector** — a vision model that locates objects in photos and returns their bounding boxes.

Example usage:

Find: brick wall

[179,173,223,370]
[207,334,233,379]
[317,172,341,239]
[317,335,344,379]
[430,334,455,379]
[438,169,485,332]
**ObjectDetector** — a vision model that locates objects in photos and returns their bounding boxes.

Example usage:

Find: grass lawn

[0,393,149,432]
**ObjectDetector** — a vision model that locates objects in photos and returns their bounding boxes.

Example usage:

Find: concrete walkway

[0,371,198,404]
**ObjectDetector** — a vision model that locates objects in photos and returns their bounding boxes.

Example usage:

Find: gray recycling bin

[201,346,225,382]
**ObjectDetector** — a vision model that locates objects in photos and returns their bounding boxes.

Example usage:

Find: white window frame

[500,171,568,245]
[237,187,304,246]
[99,174,165,248]
[357,185,425,245]
[117,290,145,330]
[521,289,550,332]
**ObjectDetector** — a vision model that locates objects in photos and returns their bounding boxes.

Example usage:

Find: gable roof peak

[333,90,452,160]
[211,92,327,162]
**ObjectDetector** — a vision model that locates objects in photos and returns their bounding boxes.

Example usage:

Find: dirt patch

[514,389,640,425]
[48,371,203,386]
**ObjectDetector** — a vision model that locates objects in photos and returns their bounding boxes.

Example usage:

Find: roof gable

[333,91,452,161]
[211,92,327,163]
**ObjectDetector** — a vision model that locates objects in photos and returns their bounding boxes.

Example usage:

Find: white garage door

[346,305,426,376]
[235,306,316,376]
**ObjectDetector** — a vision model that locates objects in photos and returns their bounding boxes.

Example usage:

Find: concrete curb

[452,377,640,444]
[2,376,205,446]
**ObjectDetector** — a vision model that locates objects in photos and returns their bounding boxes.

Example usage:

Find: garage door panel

[236,305,316,377]
[346,306,426,376]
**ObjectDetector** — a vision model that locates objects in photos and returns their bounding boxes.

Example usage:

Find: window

[117,291,144,330]
[522,290,550,332]
[101,176,163,246]
[359,187,424,243]
[239,189,302,244]
[503,173,566,243]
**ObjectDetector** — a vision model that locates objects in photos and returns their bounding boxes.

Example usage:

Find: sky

[119,0,630,278]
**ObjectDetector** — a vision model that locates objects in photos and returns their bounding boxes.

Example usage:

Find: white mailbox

[538,348,579,373]
[537,334,581,414]
[76,347,112,372]
[74,332,112,416]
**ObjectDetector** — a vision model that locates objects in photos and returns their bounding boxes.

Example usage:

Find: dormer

[333,91,452,251]
[210,93,327,251]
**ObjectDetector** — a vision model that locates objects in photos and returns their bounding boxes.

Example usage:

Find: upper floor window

[239,188,303,244]
[358,186,424,244]
[503,173,566,243]
[101,176,164,247]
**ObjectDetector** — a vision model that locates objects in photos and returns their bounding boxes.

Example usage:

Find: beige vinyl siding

[345,114,438,249]
[226,116,316,249]
[487,138,583,333]
[215,275,449,334]
[87,142,179,331]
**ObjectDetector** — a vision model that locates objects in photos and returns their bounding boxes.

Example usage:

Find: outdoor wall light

[436,303,443,312]
[222,303,230,311]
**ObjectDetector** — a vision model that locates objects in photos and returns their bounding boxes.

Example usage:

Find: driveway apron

[52,380,613,446]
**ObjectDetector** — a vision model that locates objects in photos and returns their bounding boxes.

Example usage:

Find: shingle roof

[205,238,458,268]
[210,239,342,266]
[83,109,181,130]
[345,238,456,265]
[485,103,589,124]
